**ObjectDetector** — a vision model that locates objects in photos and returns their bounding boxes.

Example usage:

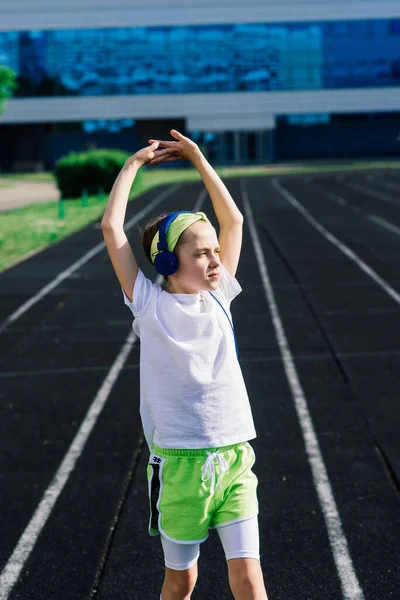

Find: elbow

[221,215,243,229]
[101,218,120,231]
[231,213,244,225]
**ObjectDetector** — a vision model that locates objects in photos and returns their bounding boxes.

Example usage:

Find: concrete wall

[1,0,400,30]
[3,89,400,131]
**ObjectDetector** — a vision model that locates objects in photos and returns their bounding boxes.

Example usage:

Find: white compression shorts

[160,515,260,571]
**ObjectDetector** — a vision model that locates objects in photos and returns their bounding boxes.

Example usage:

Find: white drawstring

[201,451,229,494]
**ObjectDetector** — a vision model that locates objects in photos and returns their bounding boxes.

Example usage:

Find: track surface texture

[1,172,400,600]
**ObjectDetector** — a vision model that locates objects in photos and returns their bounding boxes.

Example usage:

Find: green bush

[0,66,18,115]
[54,148,135,199]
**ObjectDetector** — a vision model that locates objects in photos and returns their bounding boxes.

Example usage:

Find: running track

[1,170,400,600]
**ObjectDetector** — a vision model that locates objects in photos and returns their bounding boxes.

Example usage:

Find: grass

[0,172,55,182]
[1,160,400,273]
[217,160,400,177]
[0,168,206,272]
[0,196,106,272]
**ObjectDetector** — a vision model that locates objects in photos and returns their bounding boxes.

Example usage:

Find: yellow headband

[150,211,211,264]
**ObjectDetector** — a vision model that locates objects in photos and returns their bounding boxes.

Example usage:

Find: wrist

[124,157,142,173]
[191,148,206,168]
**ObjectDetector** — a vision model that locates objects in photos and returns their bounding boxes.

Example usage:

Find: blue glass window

[0,19,399,98]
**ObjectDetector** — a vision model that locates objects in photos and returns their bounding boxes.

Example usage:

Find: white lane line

[193,186,208,212]
[302,179,362,214]
[0,187,207,599]
[367,214,400,236]
[272,179,400,307]
[0,184,181,336]
[0,328,138,600]
[304,178,400,235]
[0,363,140,378]
[242,181,365,600]
[343,180,400,206]
[361,173,400,195]
[371,178,400,193]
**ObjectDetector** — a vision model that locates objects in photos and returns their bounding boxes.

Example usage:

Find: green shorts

[147,441,258,544]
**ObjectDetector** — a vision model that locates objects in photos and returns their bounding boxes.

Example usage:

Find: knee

[228,558,267,599]
[230,571,257,597]
[163,566,197,599]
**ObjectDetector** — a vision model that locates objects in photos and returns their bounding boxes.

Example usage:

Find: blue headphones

[153,210,192,276]
[154,210,240,361]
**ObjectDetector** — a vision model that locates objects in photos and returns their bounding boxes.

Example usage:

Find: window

[1,18,398,98]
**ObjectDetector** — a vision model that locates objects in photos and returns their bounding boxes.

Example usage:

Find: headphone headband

[153,210,192,276]
[157,211,192,253]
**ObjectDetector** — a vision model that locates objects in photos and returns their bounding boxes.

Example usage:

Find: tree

[0,66,18,115]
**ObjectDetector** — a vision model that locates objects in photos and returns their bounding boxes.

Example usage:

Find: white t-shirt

[122,262,256,450]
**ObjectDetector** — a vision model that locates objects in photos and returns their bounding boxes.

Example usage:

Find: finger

[149,155,174,165]
[170,129,184,141]
[150,141,160,150]
[152,147,175,156]
[164,156,182,162]
[162,146,182,153]
[149,154,180,165]
[149,139,169,145]
[149,146,175,159]
[150,139,180,148]
[154,150,181,161]
[150,155,182,166]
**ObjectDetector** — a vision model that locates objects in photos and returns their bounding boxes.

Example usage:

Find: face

[167,220,222,294]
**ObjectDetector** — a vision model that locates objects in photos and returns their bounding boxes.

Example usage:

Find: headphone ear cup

[154,251,179,276]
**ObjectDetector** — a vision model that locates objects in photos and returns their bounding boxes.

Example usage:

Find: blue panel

[276,115,400,160]
[0,19,399,98]
[322,19,400,89]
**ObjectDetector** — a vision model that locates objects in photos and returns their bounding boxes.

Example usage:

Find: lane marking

[242,179,365,600]
[0,328,138,600]
[304,178,400,235]
[371,178,400,194]
[0,186,207,599]
[0,184,181,336]
[302,179,361,214]
[272,179,400,307]
[367,215,400,236]
[363,172,400,195]
[0,364,140,378]
[343,180,400,206]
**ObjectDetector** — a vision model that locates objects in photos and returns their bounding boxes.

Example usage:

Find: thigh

[148,451,212,543]
[160,535,200,571]
[216,516,260,561]
[210,442,258,530]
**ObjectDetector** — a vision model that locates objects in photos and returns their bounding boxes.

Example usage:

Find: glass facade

[0,19,399,97]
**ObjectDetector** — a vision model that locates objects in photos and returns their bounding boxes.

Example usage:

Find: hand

[147,130,201,166]
[125,141,181,169]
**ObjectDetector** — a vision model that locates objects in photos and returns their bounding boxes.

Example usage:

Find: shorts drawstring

[201,451,229,494]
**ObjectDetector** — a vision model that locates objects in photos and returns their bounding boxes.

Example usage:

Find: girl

[101,130,269,600]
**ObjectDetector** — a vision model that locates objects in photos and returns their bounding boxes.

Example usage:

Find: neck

[166,279,199,294]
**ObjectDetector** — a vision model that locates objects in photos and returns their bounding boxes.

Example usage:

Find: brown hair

[140,212,189,282]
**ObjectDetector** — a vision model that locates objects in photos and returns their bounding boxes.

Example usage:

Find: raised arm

[101,142,179,302]
[148,130,243,277]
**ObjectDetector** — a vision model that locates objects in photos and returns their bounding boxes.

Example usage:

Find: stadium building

[1,0,400,171]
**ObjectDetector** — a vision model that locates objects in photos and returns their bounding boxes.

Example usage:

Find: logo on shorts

[151,455,162,465]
